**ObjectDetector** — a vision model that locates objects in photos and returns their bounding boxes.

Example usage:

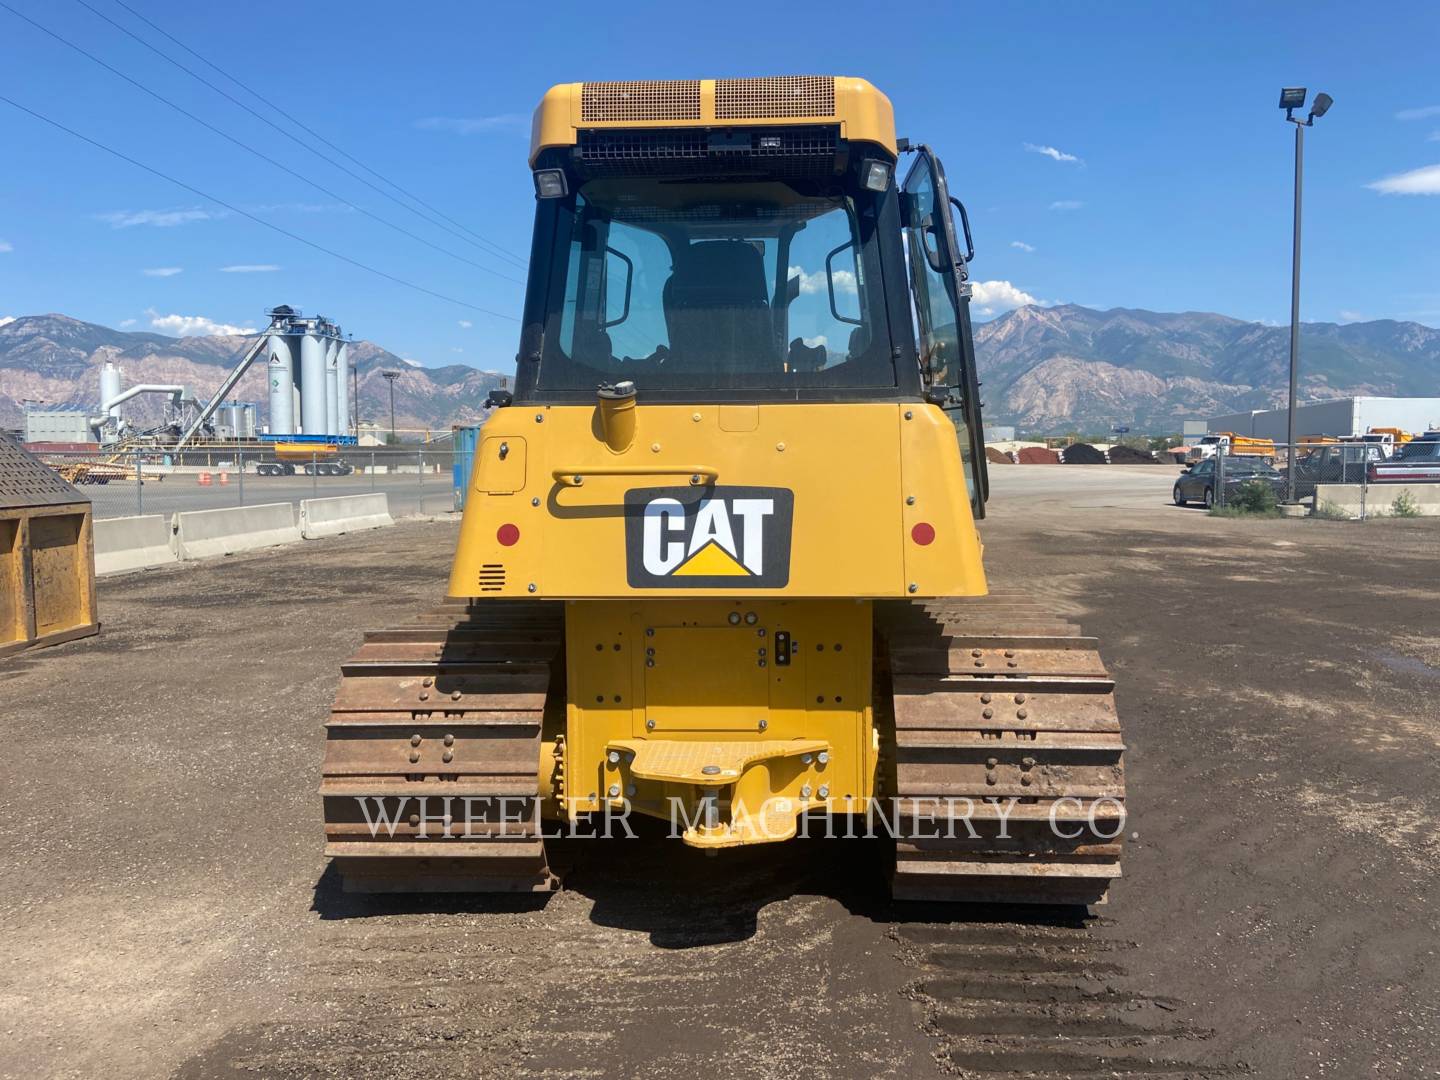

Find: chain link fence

[32,445,464,521]
[1178,437,1440,519]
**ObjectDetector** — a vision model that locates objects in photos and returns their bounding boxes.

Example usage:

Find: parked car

[1173,456,1285,509]
[1283,442,1386,497]
[1369,433,1440,483]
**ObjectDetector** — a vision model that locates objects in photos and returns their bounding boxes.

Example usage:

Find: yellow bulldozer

[321,76,1125,905]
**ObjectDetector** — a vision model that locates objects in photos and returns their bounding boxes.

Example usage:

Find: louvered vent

[715,76,835,120]
[582,80,701,123]
[478,564,506,592]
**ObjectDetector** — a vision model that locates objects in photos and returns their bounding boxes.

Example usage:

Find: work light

[1278,87,1307,110]
[533,169,568,199]
[860,159,891,192]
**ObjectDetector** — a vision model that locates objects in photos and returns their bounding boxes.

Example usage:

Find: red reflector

[497,524,520,546]
[911,522,936,546]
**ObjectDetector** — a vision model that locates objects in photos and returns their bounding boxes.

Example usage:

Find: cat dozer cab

[322,77,1125,905]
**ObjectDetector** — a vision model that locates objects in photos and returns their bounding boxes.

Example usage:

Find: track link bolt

[442,751,454,763]
[423,677,433,687]
[451,690,462,701]
[419,691,430,701]
[409,751,420,764]
[1017,708,1029,720]
[1020,774,1032,786]
[971,649,983,658]
[1022,757,1036,768]
[982,707,994,719]
[443,734,455,746]
[986,757,998,768]
[411,734,422,746]
[817,751,829,765]
[980,693,993,704]
[1015,693,1028,704]
[1004,649,1016,658]
[986,774,997,785]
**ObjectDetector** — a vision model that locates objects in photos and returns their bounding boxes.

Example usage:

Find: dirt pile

[1108,445,1162,464]
[1016,446,1061,464]
[1060,442,1106,464]
[985,446,1014,464]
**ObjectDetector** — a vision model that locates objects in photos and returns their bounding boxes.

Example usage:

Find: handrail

[552,465,719,487]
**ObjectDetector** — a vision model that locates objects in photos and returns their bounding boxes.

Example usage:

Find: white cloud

[457,320,473,329]
[1024,143,1081,164]
[971,280,1043,314]
[451,347,464,353]
[788,264,856,296]
[0,315,15,328]
[801,335,828,349]
[1049,200,1084,211]
[142,267,183,277]
[147,310,257,337]
[0,240,12,253]
[118,318,136,328]
[1338,310,1367,323]
[415,114,526,135]
[400,357,423,367]
[219,264,280,273]
[1397,105,1440,121]
[1010,240,1035,253]
[98,207,221,228]
[1367,164,1440,195]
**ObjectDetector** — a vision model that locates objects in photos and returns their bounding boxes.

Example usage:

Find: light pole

[1279,86,1334,503]
[381,370,400,442]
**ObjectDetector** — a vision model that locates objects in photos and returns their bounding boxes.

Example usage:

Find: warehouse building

[1208,397,1440,441]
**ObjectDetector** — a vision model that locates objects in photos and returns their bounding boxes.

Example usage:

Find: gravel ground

[2,478,1437,1079]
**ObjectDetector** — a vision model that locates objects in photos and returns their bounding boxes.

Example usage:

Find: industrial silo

[267,333,295,435]
[324,334,340,436]
[337,340,352,435]
[99,361,122,418]
[300,332,327,435]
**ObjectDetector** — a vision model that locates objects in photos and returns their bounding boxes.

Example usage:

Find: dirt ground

[3,478,1438,1079]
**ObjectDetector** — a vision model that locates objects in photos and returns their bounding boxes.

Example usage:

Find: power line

[85,0,529,271]
[110,0,527,269]
[0,0,525,286]
[0,93,518,320]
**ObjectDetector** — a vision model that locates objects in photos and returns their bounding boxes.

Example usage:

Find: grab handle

[551,465,719,487]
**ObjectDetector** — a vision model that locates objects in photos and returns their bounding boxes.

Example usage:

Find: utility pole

[1278,87,1334,503]
[381,370,400,443]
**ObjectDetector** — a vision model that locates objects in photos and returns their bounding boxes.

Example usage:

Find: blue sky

[2,0,1438,371]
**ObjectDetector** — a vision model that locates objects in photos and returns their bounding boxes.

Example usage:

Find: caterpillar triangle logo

[624,486,793,589]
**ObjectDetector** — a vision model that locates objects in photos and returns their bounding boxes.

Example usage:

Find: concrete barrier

[171,502,301,560]
[1313,483,1440,518]
[299,493,394,539]
[94,514,177,575]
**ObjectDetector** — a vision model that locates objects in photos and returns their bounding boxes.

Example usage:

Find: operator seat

[663,241,777,374]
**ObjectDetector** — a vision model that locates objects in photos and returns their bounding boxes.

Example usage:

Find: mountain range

[0,314,508,435]
[2,306,1438,436]
[973,305,1440,432]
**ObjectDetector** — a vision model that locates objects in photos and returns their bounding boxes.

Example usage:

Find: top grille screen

[715,76,835,119]
[582,80,702,123]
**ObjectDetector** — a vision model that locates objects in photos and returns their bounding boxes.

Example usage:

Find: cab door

[901,147,988,517]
